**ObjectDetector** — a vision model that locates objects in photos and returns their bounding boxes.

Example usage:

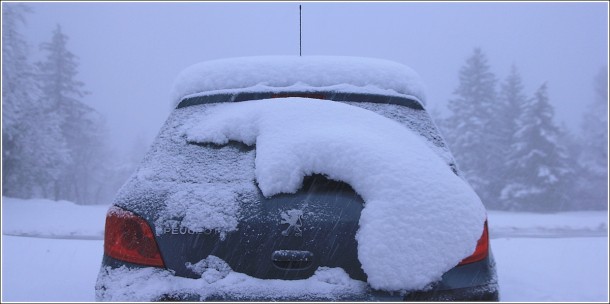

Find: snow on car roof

[185,98,486,291]
[170,56,427,107]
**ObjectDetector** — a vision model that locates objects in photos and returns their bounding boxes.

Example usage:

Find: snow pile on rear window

[171,56,426,107]
[185,98,486,291]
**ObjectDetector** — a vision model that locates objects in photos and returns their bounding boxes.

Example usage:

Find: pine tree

[2,4,68,198]
[2,3,32,133]
[496,66,528,209]
[443,48,502,208]
[501,84,572,211]
[2,3,33,196]
[36,24,108,204]
[498,66,527,141]
[557,123,585,211]
[575,67,608,210]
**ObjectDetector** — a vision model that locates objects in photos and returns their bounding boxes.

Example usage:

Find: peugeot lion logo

[280,209,303,237]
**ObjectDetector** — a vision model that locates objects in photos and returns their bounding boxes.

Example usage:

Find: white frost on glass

[118,107,259,237]
[185,98,486,291]
[170,56,426,107]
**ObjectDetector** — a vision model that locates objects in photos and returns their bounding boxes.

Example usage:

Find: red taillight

[458,220,489,266]
[104,206,165,268]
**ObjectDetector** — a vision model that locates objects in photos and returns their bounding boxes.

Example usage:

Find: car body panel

[97,89,499,301]
[155,174,366,281]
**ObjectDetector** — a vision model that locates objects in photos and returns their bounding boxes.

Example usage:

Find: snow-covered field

[2,197,608,302]
[2,197,107,239]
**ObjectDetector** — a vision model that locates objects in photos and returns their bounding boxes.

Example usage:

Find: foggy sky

[12,2,609,155]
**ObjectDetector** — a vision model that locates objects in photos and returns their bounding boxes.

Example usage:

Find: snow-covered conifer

[501,83,572,211]
[443,48,501,207]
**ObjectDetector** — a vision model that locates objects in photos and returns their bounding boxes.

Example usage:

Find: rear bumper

[96,254,499,302]
[403,284,499,301]
[153,283,499,301]
[151,287,498,301]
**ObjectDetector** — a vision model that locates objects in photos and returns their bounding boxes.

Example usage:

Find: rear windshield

[178,91,454,168]
[116,92,457,228]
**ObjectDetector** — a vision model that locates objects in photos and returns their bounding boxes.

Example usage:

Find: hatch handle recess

[271,250,314,270]
[272,250,313,261]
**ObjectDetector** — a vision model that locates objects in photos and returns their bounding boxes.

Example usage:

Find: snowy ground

[2,197,608,302]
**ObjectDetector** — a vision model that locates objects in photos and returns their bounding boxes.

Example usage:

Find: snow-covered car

[95,56,499,301]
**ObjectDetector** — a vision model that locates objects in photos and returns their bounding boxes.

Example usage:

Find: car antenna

[299,4,302,56]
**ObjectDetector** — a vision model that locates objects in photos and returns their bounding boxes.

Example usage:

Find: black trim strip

[176,91,424,110]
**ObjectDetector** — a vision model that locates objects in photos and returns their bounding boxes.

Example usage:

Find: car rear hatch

[146,91,451,284]
[154,173,367,282]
